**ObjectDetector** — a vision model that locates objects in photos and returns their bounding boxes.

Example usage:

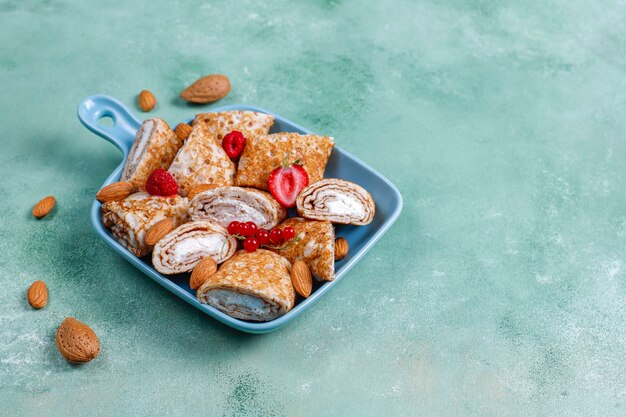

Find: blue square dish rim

[79,95,403,334]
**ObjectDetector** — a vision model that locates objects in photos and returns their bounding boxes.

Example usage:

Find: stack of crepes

[102,108,377,322]
[101,192,188,257]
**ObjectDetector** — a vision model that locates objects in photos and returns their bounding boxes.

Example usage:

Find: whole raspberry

[145,168,178,196]
[222,130,247,159]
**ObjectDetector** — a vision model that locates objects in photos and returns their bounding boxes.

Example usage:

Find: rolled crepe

[296,178,375,225]
[271,217,335,281]
[152,220,237,275]
[188,186,287,229]
[236,133,334,190]
[167,119,236,196]
[101,192,188,257]
[121,118,184,189]
[197,249,295,322]
[194,110,274,145]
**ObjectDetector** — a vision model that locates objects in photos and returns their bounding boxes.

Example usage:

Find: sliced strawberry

[222,130,246,159]
[267,161,309,207]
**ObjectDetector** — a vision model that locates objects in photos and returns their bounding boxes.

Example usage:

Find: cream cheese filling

[126,119,154,175]
[206,289,277,319]
[321,194,366,218]
[170,235,224,263]
[203,197,267,226]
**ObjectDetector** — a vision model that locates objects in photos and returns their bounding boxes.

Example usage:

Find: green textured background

[1,0,625,416]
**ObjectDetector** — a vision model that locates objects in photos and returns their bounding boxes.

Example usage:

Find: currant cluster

[227,221,296,252]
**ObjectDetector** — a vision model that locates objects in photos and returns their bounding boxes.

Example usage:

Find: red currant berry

[243,237,259,252]
[256,229,269,245]
[227,221,240,235]
[282,226,295,240]
[237,222,250,236]
[246,221,258,236]
[269,228,283,245]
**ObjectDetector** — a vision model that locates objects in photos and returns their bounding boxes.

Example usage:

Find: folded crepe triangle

[236,132,334,191]
[270,217,335,281]
[167,119,236,196]
[194,110,275,145]
[121,118,184,189]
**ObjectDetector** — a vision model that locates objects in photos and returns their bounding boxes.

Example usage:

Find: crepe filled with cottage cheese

[121,118,184,189]
[152,220,237,275]
[197,249,295,322]
[188,186,287,229]
[296,178,375,225]
[101,192,188,257]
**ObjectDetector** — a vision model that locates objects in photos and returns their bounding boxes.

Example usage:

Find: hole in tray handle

[98,111,116,128]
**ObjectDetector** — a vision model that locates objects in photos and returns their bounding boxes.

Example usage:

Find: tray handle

[77,95,141,156]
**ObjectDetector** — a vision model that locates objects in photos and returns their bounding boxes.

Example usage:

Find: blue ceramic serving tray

[77,95,402,333]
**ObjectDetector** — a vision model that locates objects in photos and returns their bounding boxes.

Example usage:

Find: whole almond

[335,237,349,261]
[56,317,100,363]
[180,75,230,104]
[27,280,48,309]
[32,196,56,219]
[138,90,156,112]
[175,123,193,140]
[96,181,134,203]
[291,260,312,298]
[187,183,219,200]
[190,257,217,290]
[145,218,174,246]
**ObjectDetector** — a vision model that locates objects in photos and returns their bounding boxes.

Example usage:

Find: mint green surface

[1,0,625,415]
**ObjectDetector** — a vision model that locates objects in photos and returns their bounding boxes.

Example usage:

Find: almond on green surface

[96,181,134,203]
[32,196,56,219]
[56,317,100,364]
[27,280,48,309]
[138,90,156,112]
[180,75,230,104]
